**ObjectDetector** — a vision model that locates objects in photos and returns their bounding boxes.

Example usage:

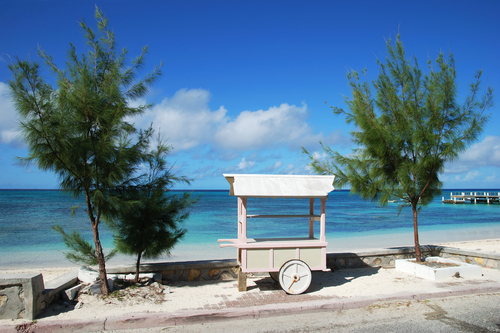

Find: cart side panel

[273,248,296,268]
[300,247,322,267]
[247,249,270,269]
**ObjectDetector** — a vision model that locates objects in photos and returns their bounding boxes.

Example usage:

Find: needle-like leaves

[8,6,162,294]
[303,35,493,261]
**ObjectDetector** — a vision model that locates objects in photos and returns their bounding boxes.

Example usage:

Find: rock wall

[327,246,500,271]
[105,246,499,283]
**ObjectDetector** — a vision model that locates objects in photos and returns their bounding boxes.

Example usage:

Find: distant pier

[442,192,500,204]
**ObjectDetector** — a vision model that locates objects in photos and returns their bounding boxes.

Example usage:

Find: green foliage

[8,6,162,294]
[111,136,197,281]
[303,35,493,260]
[52,224,116,266]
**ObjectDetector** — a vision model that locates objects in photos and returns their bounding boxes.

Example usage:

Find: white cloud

[0,82,21,144]
[261,160,283,173]
[214,103,337,151]
[312,151,327,160]
[462,170,480,182]
[237,157,255,170]
[138,88,228,150]
[445,136,500,174]
[214,103,310,150]
[135,89,348,153]
[272,160,283,170]
[460,136,500,166]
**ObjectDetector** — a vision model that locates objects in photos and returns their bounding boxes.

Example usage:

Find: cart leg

[238,267,247,292]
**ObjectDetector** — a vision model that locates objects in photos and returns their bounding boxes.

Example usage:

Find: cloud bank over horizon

[1,82,499,189]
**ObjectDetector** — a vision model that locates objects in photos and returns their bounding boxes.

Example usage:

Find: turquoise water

[1,189,500,268]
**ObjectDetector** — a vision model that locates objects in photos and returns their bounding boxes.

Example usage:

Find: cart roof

[223,174,335,198]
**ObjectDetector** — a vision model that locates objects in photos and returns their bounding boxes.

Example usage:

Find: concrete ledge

[434,246,500,260]
[107,259,239,274]
[0,273,44,320]
[43,270,79,307]
[107,259,240,283]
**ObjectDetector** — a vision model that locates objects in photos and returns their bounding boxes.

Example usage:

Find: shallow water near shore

[1,189,500,269]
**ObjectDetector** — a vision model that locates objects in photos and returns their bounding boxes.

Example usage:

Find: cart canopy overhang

[223,174,335,198]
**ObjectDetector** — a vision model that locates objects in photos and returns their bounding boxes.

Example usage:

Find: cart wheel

[269,272,279,282]
[278,260,312,295]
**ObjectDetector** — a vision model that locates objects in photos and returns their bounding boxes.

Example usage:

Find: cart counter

[218,237,328,273]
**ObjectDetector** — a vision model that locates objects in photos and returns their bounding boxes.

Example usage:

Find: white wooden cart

[218,174,335,294]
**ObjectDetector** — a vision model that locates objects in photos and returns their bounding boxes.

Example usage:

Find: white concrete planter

[395,256,482,280]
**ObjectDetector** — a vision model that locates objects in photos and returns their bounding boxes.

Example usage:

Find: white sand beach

[436,238,499,254]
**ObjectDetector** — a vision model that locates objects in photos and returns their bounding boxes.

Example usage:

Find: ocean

[1,189,500,269]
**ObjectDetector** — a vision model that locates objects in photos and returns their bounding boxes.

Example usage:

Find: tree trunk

[91,221,110,295]
[412,204,422,262]
[135,251,143,283]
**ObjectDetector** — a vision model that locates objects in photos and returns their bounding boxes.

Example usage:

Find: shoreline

[2,237,498,282]
[3,224,500,270]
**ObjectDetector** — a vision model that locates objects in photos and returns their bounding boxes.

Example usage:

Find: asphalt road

[106,293,500,333]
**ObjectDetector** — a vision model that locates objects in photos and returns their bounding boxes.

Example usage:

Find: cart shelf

[246,214,321,220]
[218,237,328,249]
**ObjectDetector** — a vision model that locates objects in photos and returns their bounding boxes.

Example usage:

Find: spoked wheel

[278,260,312,295]
[269,271,279,282]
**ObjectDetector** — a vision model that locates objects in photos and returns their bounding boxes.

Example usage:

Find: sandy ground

[32,266,500,322]
[436,238,499,254]
[1,238,499,326]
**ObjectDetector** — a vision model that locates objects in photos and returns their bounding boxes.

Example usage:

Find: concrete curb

[2,282,499,333]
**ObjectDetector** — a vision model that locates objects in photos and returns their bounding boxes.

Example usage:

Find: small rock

[90,282,102,295]
[75,301,84,309]
[63,284,83,301]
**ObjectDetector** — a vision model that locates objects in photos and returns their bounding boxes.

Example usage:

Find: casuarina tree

[303,35,493,262]
[8,7,161,294]
[111,137,196,282]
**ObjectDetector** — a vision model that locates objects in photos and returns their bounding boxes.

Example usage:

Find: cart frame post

[238,197,247,242]
[309,198,314,238]
[320,198,326,242]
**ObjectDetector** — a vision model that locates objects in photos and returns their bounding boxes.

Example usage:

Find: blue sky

[0,0,499,189]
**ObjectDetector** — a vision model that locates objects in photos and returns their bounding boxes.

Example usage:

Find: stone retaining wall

[327,245,437,270]
[105,245,500,283]
[327,246,500,271]
[437,247,500,269]
[106,259,240,283]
